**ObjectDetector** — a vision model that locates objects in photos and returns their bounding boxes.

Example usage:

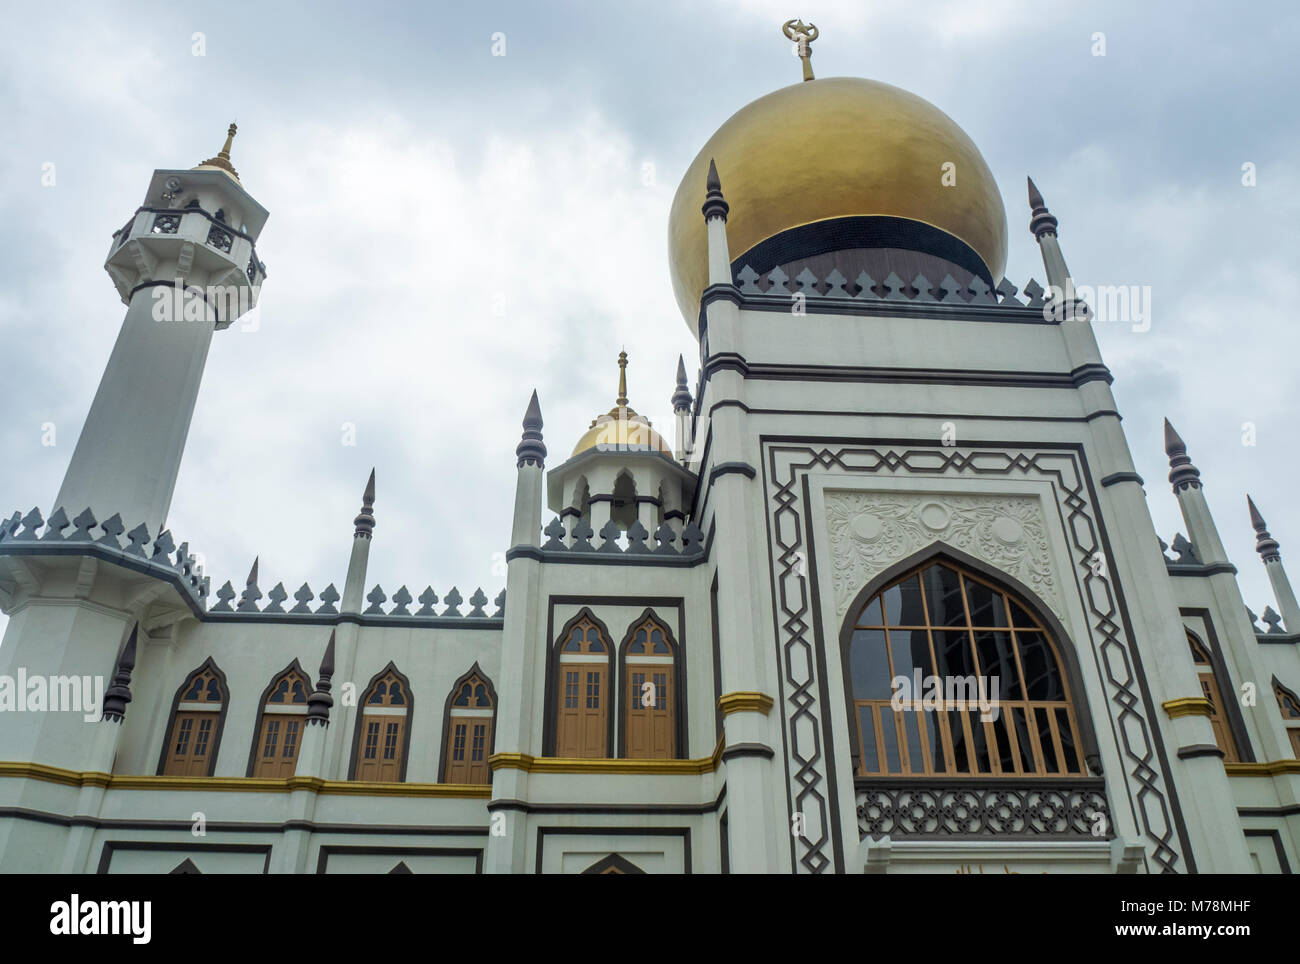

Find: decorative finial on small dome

[702,158,730,222]
[782,19,819,82]
[1027,176,1058,239]
[516,390,547,468]
[353,469,376,538]
[1247,495,1281,562]
[1163,418,1201,492]
[196,122,241,181]
[616,351,630,407]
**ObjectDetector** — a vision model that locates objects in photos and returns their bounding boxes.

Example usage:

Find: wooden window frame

[438,662,499,784]
[837,545,1101,781]
[245,659,312,777]
[545,608,616,758]
[1272,677,1300,758]
[1188,631,1240,763]
[348,662,414,782]
[156,657,229,777]
[617,609,684,760]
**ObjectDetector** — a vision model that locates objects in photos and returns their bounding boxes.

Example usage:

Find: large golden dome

[668,76,1008,330]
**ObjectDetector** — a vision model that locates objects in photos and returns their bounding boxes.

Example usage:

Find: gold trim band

[718,691,775,716]
[1162,697,1214,719]
[1224,759,1300,777]
[0,762,490,797]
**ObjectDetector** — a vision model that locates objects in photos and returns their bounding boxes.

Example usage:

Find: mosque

[0,22,1296,874]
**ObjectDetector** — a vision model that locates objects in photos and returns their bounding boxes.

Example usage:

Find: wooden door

[626,666,674,759]
[557,665,607,757]
[357,715,406,781]
[163,711,217,776]
[446,718,493,783]
[253,714,301,778]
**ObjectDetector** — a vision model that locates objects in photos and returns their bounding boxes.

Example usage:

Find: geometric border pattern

[761,442,1183,874]
[856,780,1110,838]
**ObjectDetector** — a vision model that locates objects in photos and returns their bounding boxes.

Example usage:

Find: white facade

[1,91,1298,875]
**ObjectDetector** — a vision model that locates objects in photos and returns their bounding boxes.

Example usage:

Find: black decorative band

[1069,363,1114,387]
[701,283,742,309]
[721,743,776,762]
[1166,563,1238,577]
[732,215,996,288]
[708,462,757,484]
[1176,744,1225,761]
[855,780,1110,839]
[1100,472,1144,488]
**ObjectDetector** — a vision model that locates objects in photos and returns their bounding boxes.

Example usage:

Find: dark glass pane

[270,679,289,703]
[1017,631,1064,700]
[369,681,386,704]
[857,706,878,773]
[924,711,947,772]
[857,596,884,627]
[888,628,933,680]
[586,627,605,652]
[931,629,976,678]
[972,630,1021,700]
[964,578,1009,627]
[1008,600,1037,628]
[1010,707,1035,772]
[966,711,991,774]
[922,564,965,627]
[564,627,583,651]
[651,629,669,654]
[850,630,892,699]
[630,630,645,654]
[947,710,969,772]
[1055,707,1080,773]
[901,709,925,772]
[454,684,470,707]
[1036,707,1059,771]
[291,680,306,703]
[206,678,221,702]
[882,576,925,625]
[183,679,202,700]
[990,715,1013,772]
[474,683,488,706]
[879,712,901,773]
[388,680,405,705]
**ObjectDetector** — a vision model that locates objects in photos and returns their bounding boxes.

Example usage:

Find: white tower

[54,125,269,539]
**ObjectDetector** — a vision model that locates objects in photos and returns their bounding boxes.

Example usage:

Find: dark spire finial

[306,629,336,726]
[1247,494,1281,562]
[353,468,376,538]
[1163,418,1201,492]
[516,389,547,468]
[1026,175,1058,240]
[102,624,138,722]
[671,354,692,413]
[702,158,730,222]
[246,556,259,587]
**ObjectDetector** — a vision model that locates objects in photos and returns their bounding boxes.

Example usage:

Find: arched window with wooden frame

[840,551,1099,779]
[158,658,228,776]
[1273,678,1300,757]
[440,664,497,784]
[618,610,683,760]
[549,609,614,758]
[246,660,311,778]
[350,663,412,783]
[1187,630,1240,762]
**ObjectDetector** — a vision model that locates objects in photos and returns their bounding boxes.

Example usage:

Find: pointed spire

[353,468,376,538]
[516,389,547,468]
[246,556,259,587]
[102,624,139,722]
[1163,418,1201,492]
[671,354,692,413]
[701,158,730,221]
[1026,175,1059,239]
[306,630,336,726]
[1248,495,1281,562]
[195,122,241,181]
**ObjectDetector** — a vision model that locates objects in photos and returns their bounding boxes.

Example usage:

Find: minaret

[54,124,269,538]
[1248,496,1300,632]
[486,391,548,874]
[327,470,373,779]
[671,354,693,462]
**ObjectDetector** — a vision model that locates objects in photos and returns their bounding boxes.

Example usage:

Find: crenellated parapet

[515,515,706,564]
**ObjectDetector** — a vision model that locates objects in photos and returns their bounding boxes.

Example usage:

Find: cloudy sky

[2,0,1297,637]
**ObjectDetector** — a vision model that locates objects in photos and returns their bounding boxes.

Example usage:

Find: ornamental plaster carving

[823,490,1061,623]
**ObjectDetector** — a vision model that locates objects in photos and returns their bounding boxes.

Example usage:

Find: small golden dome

[571,352,674,457]
[668,77,1008,330]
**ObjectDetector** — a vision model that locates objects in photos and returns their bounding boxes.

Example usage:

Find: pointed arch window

[248,662,311,778]
[1187,631,1239,762]
[442,668,496,784]
[352,666,411,782]
[554,613,612,758]
[160,660,228,776]
[1273,678,1300,757]
[844,559,1087,778]
[621,613,678,760]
